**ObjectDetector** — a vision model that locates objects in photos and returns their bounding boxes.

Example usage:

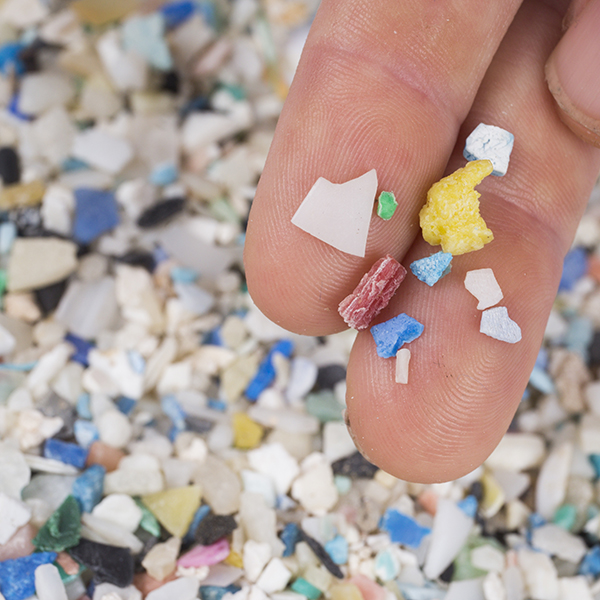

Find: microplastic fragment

[480,306,521,344]
[371,313,424,358]
[338,255,407,330]
[377,191,397,220]
[419,160,493,255]
[291,170,378,257]
[464,268,503,310]
[395,348,411,384]
[410,252,452,286]
[464,123,514,177]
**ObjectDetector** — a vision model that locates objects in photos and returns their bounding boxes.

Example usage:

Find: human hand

[244,0,600,483]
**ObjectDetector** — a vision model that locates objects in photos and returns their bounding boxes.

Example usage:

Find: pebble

[7,238,78,293]
[291,170,378,258]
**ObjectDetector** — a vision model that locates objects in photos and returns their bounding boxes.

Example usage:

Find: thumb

[546,0,600,147]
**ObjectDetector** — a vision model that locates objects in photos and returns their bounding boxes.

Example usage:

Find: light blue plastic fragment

[371,314,424,358]
[410,252,452,286]
[76,393,92,419]
[127,350,146,375]
[150,163,178,186]
[72,465,105,513]
[184,504,211,543]
[73,420,99,449]
[380,508,431,548]
[325,535,348,565]
[397,583,446,600]
[334,475,352,495]
[122,13,172,71]
[529,367,555,395]
[374,549,399,581]
[170,266,198,284]
[566,315,593,360]
[463,122,514,176]
[161,395,187,430]
[0,222,17,255]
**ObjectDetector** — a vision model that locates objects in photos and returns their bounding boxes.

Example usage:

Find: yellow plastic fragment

[0,181,45,210]
[329,583,363,600]
[419,160,494,255]
[141,485,202,538]
[224,550,244,569]
[232,412,264,449]
[480,471,505,519]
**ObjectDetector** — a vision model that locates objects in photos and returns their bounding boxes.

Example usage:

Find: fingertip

[546,0,600,148]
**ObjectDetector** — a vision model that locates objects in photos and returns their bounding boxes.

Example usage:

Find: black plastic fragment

[68,539,134,587]
[116,250,156,273]
[298,529,343,579]
[195,514,238,546]
[185,415,214,434]
[35,279,68,315]
[332,452,379,480]
[315,364,346,390]
[0,147,20,185]
[137,198,185,229]
[439,561,454,583]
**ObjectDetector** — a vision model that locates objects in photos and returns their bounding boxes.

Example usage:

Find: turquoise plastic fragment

[553,504,577,531]
[410,252,452,286]
[291,577,322,599]
[371,314,424,358]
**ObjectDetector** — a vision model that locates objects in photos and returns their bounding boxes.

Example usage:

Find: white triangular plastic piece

[464,268,503,310]
[395,348,411,384]
[291,170,378,257]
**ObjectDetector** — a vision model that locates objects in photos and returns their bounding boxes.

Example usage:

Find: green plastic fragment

[135,498,161,536]
[209,197,240,224]
[33,495,81,552]
[377,191,398,220]
[291,577,322,600]
[452,536,504,581]
[306,391,344,423]
[553,503,578,531]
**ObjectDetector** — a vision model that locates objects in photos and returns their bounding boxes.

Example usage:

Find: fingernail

[546,0,600,146]
[343,408,376,465]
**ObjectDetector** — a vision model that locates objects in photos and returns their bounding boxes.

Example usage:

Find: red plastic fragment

[338,255,407,330]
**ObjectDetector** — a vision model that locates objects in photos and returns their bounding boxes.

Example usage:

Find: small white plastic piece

[291,170,378,257]
[395,348,411,384]
[480,307,522,344]
[464,268,503,310]
[463,123,514,177]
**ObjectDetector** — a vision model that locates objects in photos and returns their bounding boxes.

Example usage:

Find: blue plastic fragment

[72,465,105,513]
[371,314,424,358]
[153,245,170,264]
[73,188,120,245]
[150,163,178,186]
[559,247,588,292]
[0,222,17,255]
[580,545,600,576]
[208,399,227,412]
[245,339,294,401]
[76,393,92,420]
[0,42,25,76]
[184,504,211,543]
[457,495,478,518]
[8,94,33,121]
[74,419,99,449]
[325,535,348,565]
[527,512,546,545]
[281,522,300,557]
[410,252,452,287]
[44,438,88,469]
[535,347,548,370]
[200,585,241,600]
[65,333,94,367]
[127,350,145,374]
[116,396,137,415]
[528,367,555,395]
[0,552,57,600]
[161,395,187,430]
[566,315,593,359]
[61,157,89,172]
[160,1,196,28]
[380,509,431,548]
[589,455,600,479]
[122,13,172,71]
[170,266,198,284]
[207,327,224,346]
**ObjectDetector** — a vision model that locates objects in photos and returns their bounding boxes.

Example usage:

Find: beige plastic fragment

[395,348,411,384]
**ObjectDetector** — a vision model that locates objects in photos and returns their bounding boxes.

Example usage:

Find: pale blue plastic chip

[410,252,453,286]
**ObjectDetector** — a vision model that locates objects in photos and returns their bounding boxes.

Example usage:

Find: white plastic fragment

[322,421,356,462]
[480,307,522,343]
[463,123,515,177]
[92,494,143,533]
[517,548,559,600]
[444,578,484,600]
[72,128,134,174]
[531,524,587,563]
[0,492,32,544]
[145,577,200,600]
[255,558,292,594]
[464,268,503,310]
[18,72,74,116]
[559,577,594,600]
[247,443,299,495]
[243,540,272,582]
[535,442,573,519]
[395,348,411,384]
[485,433,545,471]
[34,563,68,600]
[291,170,378,257]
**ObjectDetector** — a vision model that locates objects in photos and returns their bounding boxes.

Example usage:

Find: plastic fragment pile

[0,2,599,600]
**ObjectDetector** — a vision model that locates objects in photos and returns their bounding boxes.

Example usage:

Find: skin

[244,0,600,483]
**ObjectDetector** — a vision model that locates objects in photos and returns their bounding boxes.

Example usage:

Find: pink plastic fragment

[177,538,230,567]
[338,255,407,330]
[349,574,388,600]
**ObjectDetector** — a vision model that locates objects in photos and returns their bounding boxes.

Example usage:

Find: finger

[244,0,522,335]
[346,0,600,483]
[546,0,600,147]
